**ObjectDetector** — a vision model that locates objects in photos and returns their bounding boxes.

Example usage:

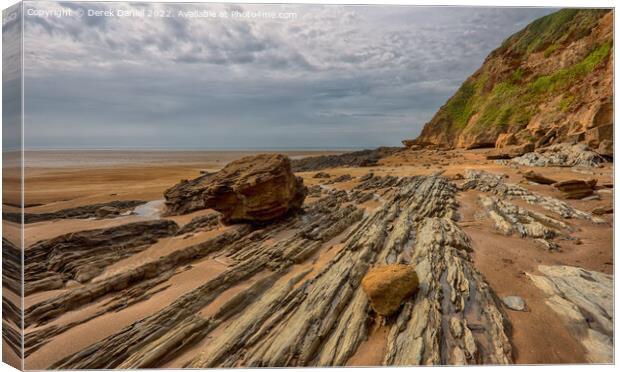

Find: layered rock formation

[527,265,612,362]
[26,175,516,369]
[164,154,307,223]
[407,9,613,151]
[291,147,403,171]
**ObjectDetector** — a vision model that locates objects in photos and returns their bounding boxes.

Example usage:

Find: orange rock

[361,264,419,316]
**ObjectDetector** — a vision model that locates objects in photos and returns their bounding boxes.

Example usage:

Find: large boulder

[361,264,419,316]
[164,154,307,223]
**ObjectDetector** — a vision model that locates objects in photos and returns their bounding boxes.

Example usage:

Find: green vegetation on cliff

[430,9,612,140]
[499,9,609,57]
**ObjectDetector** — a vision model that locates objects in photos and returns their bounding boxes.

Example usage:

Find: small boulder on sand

[164,153,307,224]
[361,264,419,316]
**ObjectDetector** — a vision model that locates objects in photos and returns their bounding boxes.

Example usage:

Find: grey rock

[502,296,526,311]
[527,265,612,363]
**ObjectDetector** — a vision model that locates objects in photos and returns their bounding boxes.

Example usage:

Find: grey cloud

[21,2,557,149]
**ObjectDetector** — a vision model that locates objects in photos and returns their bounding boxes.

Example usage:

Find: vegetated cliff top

[410,9,613,150]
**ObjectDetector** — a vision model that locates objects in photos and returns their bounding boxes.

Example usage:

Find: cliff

[408,9,613,151]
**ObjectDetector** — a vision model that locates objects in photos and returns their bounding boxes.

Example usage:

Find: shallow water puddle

[133,199,166,219]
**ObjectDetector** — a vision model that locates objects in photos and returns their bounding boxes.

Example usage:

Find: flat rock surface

[527,265,612,363]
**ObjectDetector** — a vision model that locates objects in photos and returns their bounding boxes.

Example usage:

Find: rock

[527,265,612,363]
[359,172,374,182]
[291,147,403,171]
[486,143,534,160]
[566,131,585,144]
[592,206,613,215]
[176,213,220,235]
[325,174,353,184]
[449,173,464,181]
[585,124,612,148]
[502,296,526,311]
[580,194,600,201]
[553,179,597,199]
[361,264,419,316]
[401,139,418,149]
[307,185,322,197]
[25,220,179,295]
[164,154,307,223]
[511,143,606,168]
[313,172,330,179]
[96,206,121,218]
[495,133,518,148]
[3,200,146,224]
[596,139,613,157]
[42,176,513,368]
[464,170,602,222]
[523,171,557,185]
[534,128,557,148]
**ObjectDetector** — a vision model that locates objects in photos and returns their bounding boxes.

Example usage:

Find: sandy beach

[1,147,612,368]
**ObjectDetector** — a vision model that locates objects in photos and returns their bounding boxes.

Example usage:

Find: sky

[17,1,556,149]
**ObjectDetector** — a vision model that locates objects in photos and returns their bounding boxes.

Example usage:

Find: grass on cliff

[530,40,612,94]
[443,39,611,131]
[500,9,609,56]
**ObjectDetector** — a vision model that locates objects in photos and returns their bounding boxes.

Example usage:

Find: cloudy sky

[20,1,556,149]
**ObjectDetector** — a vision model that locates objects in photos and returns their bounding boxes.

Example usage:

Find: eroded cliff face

[409,9,613,150]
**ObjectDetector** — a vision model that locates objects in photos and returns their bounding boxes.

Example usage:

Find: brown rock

[596,139,613,157]
[566,131,586,144]
[592,206,613,215]
[95,206,121,218]
[585,124,612,148]
[361,264,419,316]
[523,171,557,185]
[553,179,597,199]
[313,172,331,179]
[495,133,518,148]
[486,143,535,159]
[164,154,307,223]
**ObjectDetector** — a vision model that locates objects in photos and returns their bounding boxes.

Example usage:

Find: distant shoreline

[21,147,374,152]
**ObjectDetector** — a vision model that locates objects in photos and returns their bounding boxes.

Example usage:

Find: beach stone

[361,264,419,316]
[502,296,526,311]
[164,153,307,223]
